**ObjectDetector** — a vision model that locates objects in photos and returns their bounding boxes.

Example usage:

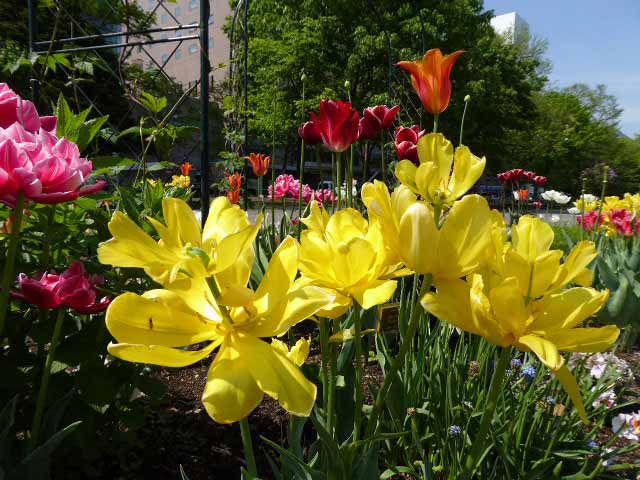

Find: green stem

[460,346,512,480]
[353,305,364,441]
[459,100,470,146]
[298,138,305,239]
[580,177,587,241]
[331,153,336,213]
[348,144,354,207]
[319,319,330,415]
[364,275,432,439]
[336,151,342,210]
[362,143,369,184]
[239,417,258,477]
[327,322,337,437]
[594,166,609,240]
[433,114,439,133]
[30,307,65,448]
[380,135,386,184]
[0,192,26,338]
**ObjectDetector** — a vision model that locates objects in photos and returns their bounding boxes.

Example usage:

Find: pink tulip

[394,125,426,164]
[302,184,313,203]
[0,83,56,134]
[13,261,111,313]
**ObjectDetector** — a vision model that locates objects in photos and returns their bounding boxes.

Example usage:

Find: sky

[483,0,640,137]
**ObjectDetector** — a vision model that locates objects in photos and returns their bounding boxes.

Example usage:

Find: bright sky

[483,0,640,137]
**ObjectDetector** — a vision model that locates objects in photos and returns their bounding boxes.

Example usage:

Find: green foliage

[55,94,109,152]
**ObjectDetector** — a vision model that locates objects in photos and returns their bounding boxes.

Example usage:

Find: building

[127,0,231,86]
[490,12,530,45]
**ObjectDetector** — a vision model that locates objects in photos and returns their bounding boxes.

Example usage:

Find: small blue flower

[449,425,462,437]
[587,439,599,449]
[510,358,522,370]
[521,365,536,382]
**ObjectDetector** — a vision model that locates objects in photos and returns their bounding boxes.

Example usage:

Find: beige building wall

[128,0,231,85]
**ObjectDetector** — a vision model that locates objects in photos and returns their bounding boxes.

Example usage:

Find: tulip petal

[551,241,598,291]
[352,279,397,310]
[545,325,619,353]
[436,195,491,279]
[399,202,438,275]
[235,335,317,418]
[512,216,554,263]
[530,287,609,332]
[450,146,485,201]
[202,342,263,424]
[108,340,219,368]
[106,290,219,347]
[489,277,528,337]
[254,236,298,312]
[161,197,202,248]
[215,213,262,273]
[394,160,419,194]
[554,365,588,423]
[517,334,564,370]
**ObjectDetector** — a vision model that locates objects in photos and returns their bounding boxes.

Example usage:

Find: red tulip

[310,100,359,153]
[394,125,426,164]
[510,169,524,182]
[533,175,548,185]
[13,261,111,313]
[532,201,543,209]
[358,105,400,141]
[245,153,271,177]
[298,120,322,145]
[227,189,241,204]
[523,170,536,180]
[227,172,243,191]
[396,49,464,115]
[180,162,193,176]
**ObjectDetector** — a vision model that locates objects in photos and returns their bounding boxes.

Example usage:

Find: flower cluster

[268,174,335,205]
[0,83,105,207]
[13,261,111,313]
[497,168,547,186]
[612,411,640,441]
[167,175,191,188]
[541,190,571,205]
[572,193,640,237]
[225,172,243,204]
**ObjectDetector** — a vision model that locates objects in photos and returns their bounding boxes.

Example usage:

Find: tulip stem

[30,307,65,449]
[336,152,342,210]
[298,138,305,239]
[327,322,337,437]
[364,274,432,440]
[0,192,26,338]
[459,99,470,146]
[461,346,511,480]
[348,144,354,207]
[239,417,258,477]
[380,135,386,184]
[353,304,364,442]
[433,114,439,133]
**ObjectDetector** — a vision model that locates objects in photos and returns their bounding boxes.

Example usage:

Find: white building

[490,12,530,45]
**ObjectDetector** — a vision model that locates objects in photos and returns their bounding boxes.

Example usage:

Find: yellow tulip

[496,216,596,298]
[105,236,334,424]
[422,273,618,421]
[98,197,262,289]
[298,205,399,314]
[395,133,485,208]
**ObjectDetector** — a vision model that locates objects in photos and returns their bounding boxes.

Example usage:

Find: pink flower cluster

[578,209,638,236]
[13,261,111,313]
[268,174,335,205]
[497,168,547,186]
[0,83,105,207]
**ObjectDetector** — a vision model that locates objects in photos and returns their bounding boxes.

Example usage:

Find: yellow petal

[167,277,221,321]
[436,195,491,279]
[545,325,619,352]
[449,146,485,201]
[489,277,528,337]
[301,200,330,233]
[512,216,554,262]
[254,236,298,312]
[574,268,595,287]
[202,342,264,424]
[398,202,438,274]
[554,365,588,423]
[414,162,440,201]
[108,340,219,368]
[394,160,419,194]
[215,213,262,273]
[516,334,564,370]
[161,197,202,247]
[530,288,609,332]
[202,196,249,244]
[416,133,454,181]
[351,279,397,310]
[298,231,337,286]
[333,237,376,287]
[325,208,369,245]
[550,241,598,291]
[287,337,311,366]
[97,211,174,269]
[106,290,218,346]
[233,334,317,418]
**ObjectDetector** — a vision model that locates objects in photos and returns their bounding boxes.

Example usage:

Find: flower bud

[464,94,471,102]
[344,80,351,90]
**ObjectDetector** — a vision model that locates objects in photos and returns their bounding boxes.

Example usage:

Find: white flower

[592,388,616,409]
[612,412,640,441]
[555,193,571,204]
[541,190,557,201]
[567,207,581,215]
[582,194,598,203]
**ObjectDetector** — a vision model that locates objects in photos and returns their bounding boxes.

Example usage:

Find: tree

[237,0,546,169]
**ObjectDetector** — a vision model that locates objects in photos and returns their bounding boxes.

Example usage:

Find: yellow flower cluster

[574,193,640,214]
[167,174,191,188]
[98,132,618,425]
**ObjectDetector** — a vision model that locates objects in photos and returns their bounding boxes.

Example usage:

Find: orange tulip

[396,48,464,115]
[246,153,271,177]
[180,162,193,176]
[518,188,529,201]
[227,188,241,204]
[227,172,243,191]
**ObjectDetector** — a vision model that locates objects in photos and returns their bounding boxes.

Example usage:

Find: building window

[189,0,198,10]
[189,44,198,54]
[175,49,182,60]
[160,13,168,24]
[175,6,181,16]
[161,54,168,63]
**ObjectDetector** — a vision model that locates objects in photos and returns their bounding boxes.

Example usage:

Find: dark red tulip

[523,170,536,180]
[13,261,111,313]
[534,175,548,185]
[358,105,401,141]
[298,120,322,145]
[310,100,359,153]
[394,125,426,164]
